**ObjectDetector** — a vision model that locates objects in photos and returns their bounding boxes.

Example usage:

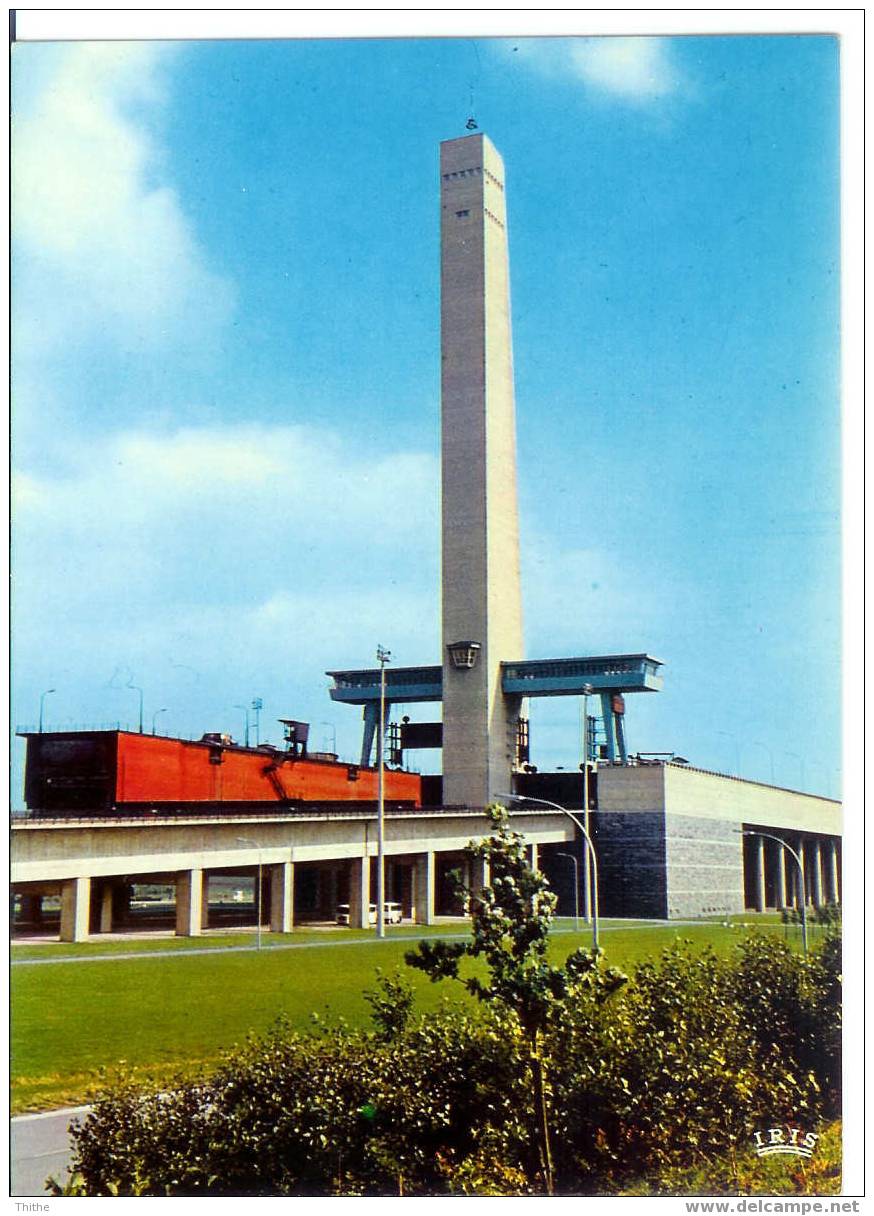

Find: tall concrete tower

[440,132,524,807]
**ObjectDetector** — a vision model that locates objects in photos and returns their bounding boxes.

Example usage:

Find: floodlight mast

[376,646,391,939]
[581,682,594,923]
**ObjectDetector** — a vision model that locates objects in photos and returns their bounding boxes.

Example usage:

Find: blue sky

[11,33,842,799]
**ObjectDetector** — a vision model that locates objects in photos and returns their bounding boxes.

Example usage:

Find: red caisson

[21,729,421,817]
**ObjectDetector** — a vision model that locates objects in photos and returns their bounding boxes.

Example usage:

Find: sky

[11,28,844,802]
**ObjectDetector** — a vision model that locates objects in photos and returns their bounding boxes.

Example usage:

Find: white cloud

[12,41,233,353]
[508,36,681,102]
[12,420,440,680]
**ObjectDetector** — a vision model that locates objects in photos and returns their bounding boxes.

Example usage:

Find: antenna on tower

[466,41,480,132]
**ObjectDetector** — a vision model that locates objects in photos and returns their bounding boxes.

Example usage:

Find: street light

[151,707,168,735]
[785,750,806,791]
[751,740,776,784]
[127,682,144,733]
[556,851,580,931]
[38,688,56,733]
[234,704,251,747]
[716,729,741,776]
[236,836,263,950]
[321,721,337,755]
[740,830,807,955]
[251,697,263,746]
[581,682,594,923]
[376,645,391,939]
[497,793,600,950]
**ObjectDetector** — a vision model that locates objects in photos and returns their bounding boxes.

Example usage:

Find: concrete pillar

[60,877,91,943]
[753,834,766,911]
[469,854,490,903]
[528,843,539,872]
[349,855,370,928]
[176,868,205,937]
[99,884,114,934]
[811,839,823,907]
[413,851,435,925]
[774,841,787,910]
[827,839,840,904]
[269,861,294,933]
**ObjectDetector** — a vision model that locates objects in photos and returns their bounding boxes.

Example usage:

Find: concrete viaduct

[11,805,573,943]
[11,763,841,941]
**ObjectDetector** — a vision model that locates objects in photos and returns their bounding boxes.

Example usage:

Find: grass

[11,916,794,1114]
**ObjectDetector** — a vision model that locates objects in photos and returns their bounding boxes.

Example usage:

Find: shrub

[547,943,815,1192]
[732,932,841,1118]
[55,815,841,1197]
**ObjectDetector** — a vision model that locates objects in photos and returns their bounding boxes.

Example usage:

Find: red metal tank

[22,730,422,814]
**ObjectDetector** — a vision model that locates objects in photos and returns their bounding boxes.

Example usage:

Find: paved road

[10,1106,90,1196]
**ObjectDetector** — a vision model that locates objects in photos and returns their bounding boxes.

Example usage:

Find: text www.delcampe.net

[686,1203,860,1214]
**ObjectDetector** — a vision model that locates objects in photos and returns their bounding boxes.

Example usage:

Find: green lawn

[11,916,797,1113]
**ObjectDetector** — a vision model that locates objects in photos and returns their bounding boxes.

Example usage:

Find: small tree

[405,804,626,1194]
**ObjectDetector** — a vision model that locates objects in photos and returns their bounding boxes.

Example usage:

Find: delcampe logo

[753,1127,820,1159]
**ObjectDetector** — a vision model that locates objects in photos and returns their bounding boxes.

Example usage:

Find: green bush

[55,815,841,1197]
[547,943,817,1192]
[58,935,841,1197]
[732,932,841,1118]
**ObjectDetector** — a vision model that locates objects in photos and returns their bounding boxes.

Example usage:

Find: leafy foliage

[51,811,842,1197]
[405,804,626,1191]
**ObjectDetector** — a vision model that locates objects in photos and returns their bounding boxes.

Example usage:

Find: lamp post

[236,836,263,950]
[321,721,337,755]
[751,740,776,784]
[581,682,594,923]
[251,698,263,747]
[128,683,144,733]
[234,704,251,747]
[716,729,741,776]
[741,830,807,955]
[556,851,580,931]
[498,793,599,949]
[151,707,168,735]
[785,750,806,791]
[376,645,391,939]
[38,688,56,733]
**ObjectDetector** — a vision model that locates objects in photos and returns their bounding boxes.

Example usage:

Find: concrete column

[349,855,370,928]
[774,841,787,910]
[270,861,294,933]
[176,868,205,937]
[827,839,840,904]
[413,851,435,925]
[469,854,490,903]
[753,834,766,911]
[528,843,539,872]
[811,839,823,907]
[99,884,114,934]
[60,877,91,943]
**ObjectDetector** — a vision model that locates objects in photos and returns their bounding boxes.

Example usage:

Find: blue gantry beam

[327,654,664,767]
[327,654,663,705]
